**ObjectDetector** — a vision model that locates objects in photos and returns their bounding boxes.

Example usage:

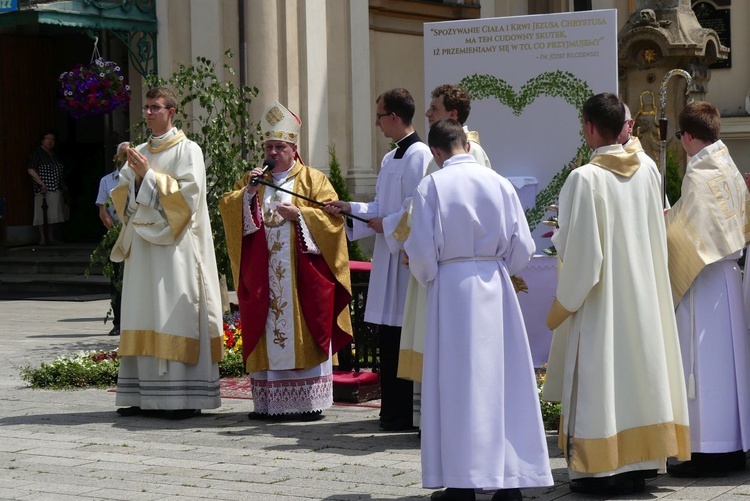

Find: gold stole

[666,143,750,305]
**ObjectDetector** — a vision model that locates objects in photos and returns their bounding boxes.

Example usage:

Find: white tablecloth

[516,254,557,367]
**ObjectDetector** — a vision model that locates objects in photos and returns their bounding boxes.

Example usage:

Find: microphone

[250,158,275,186]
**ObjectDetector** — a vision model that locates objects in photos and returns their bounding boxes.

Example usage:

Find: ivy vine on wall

[459,70,594,231]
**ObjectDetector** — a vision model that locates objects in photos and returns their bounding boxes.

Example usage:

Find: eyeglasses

[143,105,168,114]
[376,112,392,121]
[675,130,686,140]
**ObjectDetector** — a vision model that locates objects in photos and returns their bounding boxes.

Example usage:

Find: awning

[0,0,157,75]
[0,0,156,33]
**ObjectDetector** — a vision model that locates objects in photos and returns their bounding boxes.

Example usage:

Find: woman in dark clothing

[27,131,67,245]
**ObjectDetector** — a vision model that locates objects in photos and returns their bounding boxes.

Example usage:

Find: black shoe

[379,418,418,432]
[116,406,142,416]
[248,411,272,420]
[668,454,729,478]
[164,409,201,420]
[108,326,120,336]
[569,471,647,495]
[430,488,476,501]
[728,450,747,471]
[285,410,324,422]
[491,488,522,501]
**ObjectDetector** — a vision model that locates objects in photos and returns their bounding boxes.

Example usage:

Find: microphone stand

[251,177,370,223]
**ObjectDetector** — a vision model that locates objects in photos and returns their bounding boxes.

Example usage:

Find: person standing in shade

[27,130,67,245]
[405,119,552,501]
[96,141,128,337]
[219,100,353,421]
[110,87,223,419]
[326,88,431,432]
[546,93,690,494]
[666,101,750,477]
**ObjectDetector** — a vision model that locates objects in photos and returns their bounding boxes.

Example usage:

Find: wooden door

[0,34,56,227]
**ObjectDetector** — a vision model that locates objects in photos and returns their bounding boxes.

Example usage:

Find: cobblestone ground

[1,300,749,500]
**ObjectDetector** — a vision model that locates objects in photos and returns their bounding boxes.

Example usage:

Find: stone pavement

[1,299,749,500]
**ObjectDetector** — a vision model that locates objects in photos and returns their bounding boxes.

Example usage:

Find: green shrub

[218,349,246,378]
[327,143,367,262]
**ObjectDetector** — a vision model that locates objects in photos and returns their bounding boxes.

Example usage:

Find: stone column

[299,0,329,170]
[245,1,281,136]
[346,0,378,197]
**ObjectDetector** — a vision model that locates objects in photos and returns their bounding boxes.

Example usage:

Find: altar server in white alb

[546,93,689,495]
[405,119,552,501]
[110,86,223,419]
[397,84,493,429]
[666,101,750,478]
[326,88,432,431]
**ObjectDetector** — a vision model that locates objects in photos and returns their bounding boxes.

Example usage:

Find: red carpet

[221,377,381,408]
[108,377,381,409]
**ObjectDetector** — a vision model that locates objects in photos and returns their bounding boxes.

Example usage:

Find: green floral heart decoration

[460,70,593,231]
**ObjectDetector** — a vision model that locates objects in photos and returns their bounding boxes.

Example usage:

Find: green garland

[459,70,594,231]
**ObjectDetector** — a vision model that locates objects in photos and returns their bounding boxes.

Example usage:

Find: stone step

[0,273,111,301]
[0,243,108,300]
[0,244,102,276]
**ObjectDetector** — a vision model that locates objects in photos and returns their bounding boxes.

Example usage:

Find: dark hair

[428,119,467,152]
[145,86,178,110]
[431,84,471,124]
[581,93,625,141]
[678,101,720,143]
[377,88,416,126]
[40,130,56,142]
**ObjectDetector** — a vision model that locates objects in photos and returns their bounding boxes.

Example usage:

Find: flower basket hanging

[58,39,131,119]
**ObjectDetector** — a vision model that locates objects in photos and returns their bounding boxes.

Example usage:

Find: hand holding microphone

[250,158,275,186]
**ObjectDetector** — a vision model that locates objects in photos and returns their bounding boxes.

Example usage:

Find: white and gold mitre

[261,100,301,144]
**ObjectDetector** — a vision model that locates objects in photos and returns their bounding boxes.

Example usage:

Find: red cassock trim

[296,247,352,355]
[237,201,352,365]
[237,200,269,363]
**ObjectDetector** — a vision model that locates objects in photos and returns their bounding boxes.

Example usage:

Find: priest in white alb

[546,93,690,495]
[326,88,431,431]
[405,119,552,501]
[397,84,493,430]
[111,86,223,419]
[665,101,750,477]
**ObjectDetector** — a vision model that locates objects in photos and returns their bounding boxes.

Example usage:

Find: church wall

[145,0,750,191]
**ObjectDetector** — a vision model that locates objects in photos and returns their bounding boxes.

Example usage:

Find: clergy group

[109,84,750,501]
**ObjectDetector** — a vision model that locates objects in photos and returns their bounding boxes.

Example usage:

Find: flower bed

[536,367,561,431]
[20,312,246,389]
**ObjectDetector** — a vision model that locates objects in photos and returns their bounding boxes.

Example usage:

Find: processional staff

[659,69,693,208]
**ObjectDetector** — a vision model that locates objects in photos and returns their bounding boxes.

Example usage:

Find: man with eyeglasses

[326,87,431,432]
[546,93,689,495]
[665,101,750,477]
[109,86,223,420]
